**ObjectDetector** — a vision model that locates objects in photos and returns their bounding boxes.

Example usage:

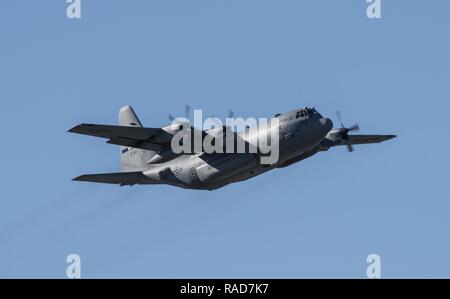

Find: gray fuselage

[141,108,333,190]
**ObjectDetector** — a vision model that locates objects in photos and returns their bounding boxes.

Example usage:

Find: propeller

[168,104,192,123]
[335,111,360,152]
[169,105,235,127]
[184,105,191,119]
[210,109,235,126]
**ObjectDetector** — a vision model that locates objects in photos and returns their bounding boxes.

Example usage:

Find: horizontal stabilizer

[73,171,157,186]
[68,123,173,151]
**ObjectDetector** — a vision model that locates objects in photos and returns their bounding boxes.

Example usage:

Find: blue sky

[0,0,449,278]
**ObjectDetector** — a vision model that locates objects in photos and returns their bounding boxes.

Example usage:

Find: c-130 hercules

[68,105,395,190]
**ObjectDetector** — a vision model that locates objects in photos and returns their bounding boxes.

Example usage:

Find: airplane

[68,105,396,190]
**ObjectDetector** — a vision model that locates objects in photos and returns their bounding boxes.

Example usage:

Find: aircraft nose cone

[319,118,333,132]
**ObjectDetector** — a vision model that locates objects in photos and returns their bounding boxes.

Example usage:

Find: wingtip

[67,123,94,134]
[67,124,82,133]
[72,175,85,181]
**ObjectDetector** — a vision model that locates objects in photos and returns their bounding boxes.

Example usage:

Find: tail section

[119,106,156,171]
[119,105,142,127]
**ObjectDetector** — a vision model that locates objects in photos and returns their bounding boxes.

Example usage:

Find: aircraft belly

[194,153,258,185]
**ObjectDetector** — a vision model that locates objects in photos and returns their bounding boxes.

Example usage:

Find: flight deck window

[296,110,306,118]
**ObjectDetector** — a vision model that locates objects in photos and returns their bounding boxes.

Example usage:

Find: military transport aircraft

[68,106,395,190]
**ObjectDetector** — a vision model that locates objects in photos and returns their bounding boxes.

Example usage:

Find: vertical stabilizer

[119,106,156,171]
[119,105,142,127]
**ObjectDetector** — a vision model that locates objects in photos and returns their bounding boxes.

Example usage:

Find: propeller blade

[346,143,354,152]
[348,123,360,132]
[168,114,175,122]
[336,111,344,128]
[184,105,191,119]
[335,111,359,152]
[228,110,234,119]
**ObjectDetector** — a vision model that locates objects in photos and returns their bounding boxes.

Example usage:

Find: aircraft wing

[341,134,396,145]
[73,171,158,186]
[320,134,396,150]
[68,124,173,151]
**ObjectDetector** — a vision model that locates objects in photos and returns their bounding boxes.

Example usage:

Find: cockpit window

[295,107,318,119]
[295,110,307,119]
[307,107,317,115]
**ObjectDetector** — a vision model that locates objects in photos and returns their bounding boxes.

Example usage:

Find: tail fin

[119,105,142,127]
[119,106,156,171]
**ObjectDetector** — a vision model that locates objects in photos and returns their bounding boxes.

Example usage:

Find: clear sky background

[0,0,449,278]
